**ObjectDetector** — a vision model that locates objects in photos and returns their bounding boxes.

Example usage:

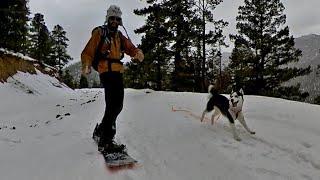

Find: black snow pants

[97,72,124,145]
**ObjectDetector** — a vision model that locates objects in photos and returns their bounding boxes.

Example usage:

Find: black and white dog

[200,85,255,141]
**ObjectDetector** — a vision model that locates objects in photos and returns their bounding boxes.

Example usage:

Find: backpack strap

[92,25,108,71]
[92,25,125,72]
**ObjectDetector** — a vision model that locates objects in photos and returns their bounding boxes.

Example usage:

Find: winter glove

[82,65,91,75]
[133,50,144,62]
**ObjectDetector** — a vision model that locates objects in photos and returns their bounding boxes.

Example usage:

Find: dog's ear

[239,88,244,95]
[230,89,234,97]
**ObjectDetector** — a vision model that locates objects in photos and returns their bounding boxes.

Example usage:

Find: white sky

[28,0,320,64]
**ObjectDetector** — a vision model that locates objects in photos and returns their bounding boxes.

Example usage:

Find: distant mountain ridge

[64,62,100,87]
[288,34,320,102]
[294,34,320,67]
[221,34,320,102]
[221,34,320,69]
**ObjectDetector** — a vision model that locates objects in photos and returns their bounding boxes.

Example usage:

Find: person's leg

[97,72,124,148]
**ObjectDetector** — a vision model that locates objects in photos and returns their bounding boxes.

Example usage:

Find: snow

[1,71,320,180]
[0,48,38,62]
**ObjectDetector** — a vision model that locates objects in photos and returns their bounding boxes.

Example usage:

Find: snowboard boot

[102,141,127,154]
[98,141,106,152]
[93,124,127,153]
[92,123,100,144]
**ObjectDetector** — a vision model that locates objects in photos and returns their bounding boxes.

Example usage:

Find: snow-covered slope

[0,72,320,180]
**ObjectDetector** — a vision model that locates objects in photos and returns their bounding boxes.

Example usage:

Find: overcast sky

[29,0,320,64]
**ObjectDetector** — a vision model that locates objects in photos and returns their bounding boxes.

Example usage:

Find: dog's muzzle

[231,99,238,107]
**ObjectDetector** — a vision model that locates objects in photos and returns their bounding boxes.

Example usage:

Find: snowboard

[92,124,138,169]
[102,151,137,168]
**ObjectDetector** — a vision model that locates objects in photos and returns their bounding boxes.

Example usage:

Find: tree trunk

[201,0,206,92]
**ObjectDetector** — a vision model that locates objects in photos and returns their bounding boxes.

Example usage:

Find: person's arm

[81,28,101,74]
[121,34,144,62]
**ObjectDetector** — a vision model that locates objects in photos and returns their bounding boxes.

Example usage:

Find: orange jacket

[81,27,142,73]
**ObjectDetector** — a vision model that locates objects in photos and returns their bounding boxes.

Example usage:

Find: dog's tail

[207,85,218,99]
[208,85,218,95]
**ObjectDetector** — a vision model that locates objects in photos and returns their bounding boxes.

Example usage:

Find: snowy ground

[1,71,320,180]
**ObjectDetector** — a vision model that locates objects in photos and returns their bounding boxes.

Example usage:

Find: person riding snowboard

[81,5,144,153]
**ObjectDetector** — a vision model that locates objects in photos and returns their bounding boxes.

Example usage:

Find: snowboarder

[81,5,144,153]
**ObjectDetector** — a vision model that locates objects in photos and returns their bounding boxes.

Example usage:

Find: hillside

[0,48,58,83]
[294,34,320,68]
[285,34,320,102]
[64,62,100,87]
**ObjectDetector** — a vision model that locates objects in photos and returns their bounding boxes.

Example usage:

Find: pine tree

[165,0,197,91]
[207,49,220,87]
[61,70,75,89]
[0,0,30,53]
[79,75,89,89]
[191,0,228,92]
[92,80,100,88]
[314,96,320,105]
[135,0,227,92]
[134,3,172,90]
[50,24,72,75]
[230,0,310,98]
[135,1,196,91]
[229,42,255,91]
[123,62,149,89]
[29,13,52,63]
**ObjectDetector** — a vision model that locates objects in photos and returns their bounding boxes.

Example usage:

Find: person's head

[105,5,122,31]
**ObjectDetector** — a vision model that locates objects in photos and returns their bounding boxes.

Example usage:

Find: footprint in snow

[301,141,312,148]
[56,113,71,120]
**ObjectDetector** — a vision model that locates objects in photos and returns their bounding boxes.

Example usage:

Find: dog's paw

[234,137,242,141]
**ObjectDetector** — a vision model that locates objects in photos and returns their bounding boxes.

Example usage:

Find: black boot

[92,124,106,152]
[93,124,126,153]
[92,124,100,143]
[102,140,127,154]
